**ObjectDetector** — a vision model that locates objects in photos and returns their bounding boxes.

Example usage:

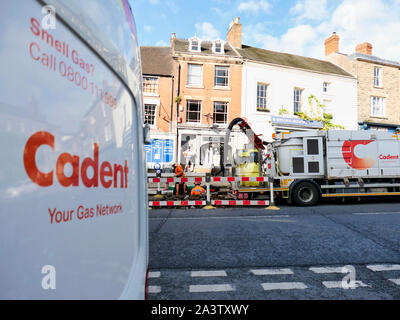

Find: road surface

[148,200,400,299]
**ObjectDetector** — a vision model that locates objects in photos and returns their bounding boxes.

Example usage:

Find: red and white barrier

[149,199,270,207]
[149,200,206,207]
[148,176,270,183]
[212,200,269,206]
[149,177,204,183]
[210,177,269,183]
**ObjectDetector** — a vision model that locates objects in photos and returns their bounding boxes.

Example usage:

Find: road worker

[173,182,188,199]
[190,182,206,198]
[173,163,184,178]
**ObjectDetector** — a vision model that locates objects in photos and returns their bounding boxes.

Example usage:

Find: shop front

[359,121,400,133]
[271,116,324,134]
[178,127,239,173]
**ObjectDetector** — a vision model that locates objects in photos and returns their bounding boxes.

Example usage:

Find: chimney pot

[356,42,373,55]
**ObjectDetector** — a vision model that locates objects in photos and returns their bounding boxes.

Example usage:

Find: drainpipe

[175,64,181,162]
[169,75,174,132]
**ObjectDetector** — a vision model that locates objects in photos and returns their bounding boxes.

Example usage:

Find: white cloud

[245,24,317,56]
[245,0,400,61]
[238,0,270,14]
[290,0,329,21]
[195,22,221,40]
[324,0,400,60]
[144,25,153,32]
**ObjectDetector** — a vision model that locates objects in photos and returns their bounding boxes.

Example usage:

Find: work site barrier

[211,200,270,206]
[148,176,275,208]
[149,200,207,207]
[148,176,271,183]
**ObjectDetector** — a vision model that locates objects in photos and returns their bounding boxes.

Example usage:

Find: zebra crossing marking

[251,268,294,275]
[261,282,308,291]
[189,284,234,293]
[191,270,227,277]
[366,264,400,272]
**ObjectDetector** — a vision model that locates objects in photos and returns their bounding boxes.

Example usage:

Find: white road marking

[353,212,400,215]
[309,266,348,274]
[322,281,369,289]
[149,215,290,221]
[251,268,294,275]
[148,271,161,278]
[191,270,227,277]
[261,282,308,291]
[189,284,234,293]
[366,264,400,272]
[389,279,400,285]
[148,286,161,294]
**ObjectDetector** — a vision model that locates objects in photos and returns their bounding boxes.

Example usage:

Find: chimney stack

[170,32,176,47]
[356,42,373,55]
[324,32,339,56]
[227,17,242,49]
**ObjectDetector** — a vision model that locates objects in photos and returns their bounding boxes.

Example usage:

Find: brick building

[140,46,176,168]
[325,33,400,132]
[170,25,243,172]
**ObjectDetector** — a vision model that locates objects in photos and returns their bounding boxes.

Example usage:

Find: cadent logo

[379,154,399,160]
[342,140,375,170]
[23,131,129,188]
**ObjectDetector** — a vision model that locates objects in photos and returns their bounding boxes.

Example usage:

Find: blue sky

[129,0,400,61]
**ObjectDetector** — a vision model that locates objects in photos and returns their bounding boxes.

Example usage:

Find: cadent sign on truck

[0,0,148,299]
[269,130,400,206]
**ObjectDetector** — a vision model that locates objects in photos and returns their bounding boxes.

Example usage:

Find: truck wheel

[292,182,319,206]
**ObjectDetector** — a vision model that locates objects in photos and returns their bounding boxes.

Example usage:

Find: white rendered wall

[241,61,358,142]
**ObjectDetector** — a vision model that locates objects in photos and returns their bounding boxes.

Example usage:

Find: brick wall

[356,61,400,125]
[327,52,400,126]
[176,59,242,126]
[156,76,173,132]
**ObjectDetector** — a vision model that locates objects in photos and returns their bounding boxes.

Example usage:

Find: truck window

[307,139,319,155]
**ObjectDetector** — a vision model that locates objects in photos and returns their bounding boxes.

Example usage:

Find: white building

[238,46,358,142]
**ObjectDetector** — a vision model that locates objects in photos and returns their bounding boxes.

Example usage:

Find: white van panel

[0,0,147,299]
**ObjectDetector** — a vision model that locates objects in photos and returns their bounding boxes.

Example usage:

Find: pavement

[148,199,400,299]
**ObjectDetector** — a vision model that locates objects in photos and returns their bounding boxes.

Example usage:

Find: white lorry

[266,130,400,206]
